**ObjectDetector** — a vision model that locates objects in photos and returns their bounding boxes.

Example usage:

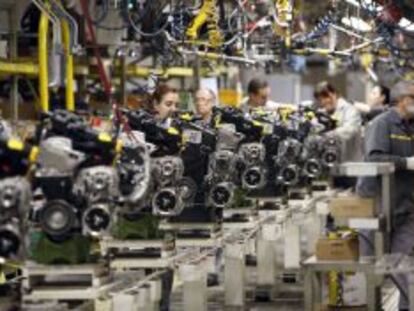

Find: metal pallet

[22,262,109,302]
[101,238,174,270]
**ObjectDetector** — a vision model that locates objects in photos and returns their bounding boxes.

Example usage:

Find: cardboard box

[329,196,375,218]
[316,236,359,261]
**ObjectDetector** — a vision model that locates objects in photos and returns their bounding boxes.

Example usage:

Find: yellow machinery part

[0,61,38,75]
[186,5,209,40]
[7,138,24,151]
[39,7,49,112]
[275,0,293,48]
[328,270,339,306]
[98,132,112,143]
[186,0,222,48]
[218,89,242,107]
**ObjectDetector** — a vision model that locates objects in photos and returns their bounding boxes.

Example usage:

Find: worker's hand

[406,157,414,170]
[353,102,370,114]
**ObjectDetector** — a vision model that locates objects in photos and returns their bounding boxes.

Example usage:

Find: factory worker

[192,88,222,286]
[241,78,281,113]
[354,84,391,123]
[241,78,297,114]
[357,81,414,311]
[179,87,218,218]
[147,84,179,311]
[184,88,217,187]
[314,81,363,188]
[150,84,179,128]
[194,88,216,125]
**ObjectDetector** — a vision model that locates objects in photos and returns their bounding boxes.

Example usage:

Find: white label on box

[183,129,202,144]
[220,123,236,133]
[348,218,379,229]
[343,163,378,176]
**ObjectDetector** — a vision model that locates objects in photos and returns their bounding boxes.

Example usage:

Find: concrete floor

[171,286,399,311]
[171,291,303,311]
[171,266,304,311]
[170,267,399,311]
[2,260,400,310]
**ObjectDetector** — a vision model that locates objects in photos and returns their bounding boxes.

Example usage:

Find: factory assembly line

[0,0,414,310]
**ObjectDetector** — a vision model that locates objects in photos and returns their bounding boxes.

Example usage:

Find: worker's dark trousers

[333,177,356,190]
[360,213,414,309]
[160,269,174,311]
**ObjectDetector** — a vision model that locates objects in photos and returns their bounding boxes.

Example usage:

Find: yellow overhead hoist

[186,0,223,48]
[274,0,295,49]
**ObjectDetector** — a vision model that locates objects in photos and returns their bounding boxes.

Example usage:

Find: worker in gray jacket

[357,81,414,311]
[314,81,363,188]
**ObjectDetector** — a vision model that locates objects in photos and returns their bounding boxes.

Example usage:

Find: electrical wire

[295,9,340,44]
[125,0,172,37]
[340,0,414,76]
[89,0,128,31]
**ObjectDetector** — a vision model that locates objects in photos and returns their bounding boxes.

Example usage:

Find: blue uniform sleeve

[364,118,407,170]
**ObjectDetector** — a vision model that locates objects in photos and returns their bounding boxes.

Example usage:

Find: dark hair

[314,81,337,99]
[247,78,268,95]
[148,84,177,110]
[377,85,390,105]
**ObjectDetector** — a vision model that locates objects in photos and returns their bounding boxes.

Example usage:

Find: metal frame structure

[303,162,395,311]
[0,3,20,120]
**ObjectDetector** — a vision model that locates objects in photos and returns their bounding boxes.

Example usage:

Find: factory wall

[240,66,369,105]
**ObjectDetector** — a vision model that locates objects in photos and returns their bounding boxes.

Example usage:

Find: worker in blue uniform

[357,81,414,311]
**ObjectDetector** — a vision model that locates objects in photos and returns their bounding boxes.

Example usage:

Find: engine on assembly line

[0,106,341,264]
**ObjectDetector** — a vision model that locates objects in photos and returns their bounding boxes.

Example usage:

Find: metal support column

[224,243,245,307]
[181,263,207,311]
[284,219,301,269]
[381,173,392,252]
[303,266,313,311]
[148,280,162,311]
[120,54,127,107]
[193,55,201,90]
[113,293,137,311]
[9,4,19,120]
[257,226,277,286]
[409,273,414,311]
